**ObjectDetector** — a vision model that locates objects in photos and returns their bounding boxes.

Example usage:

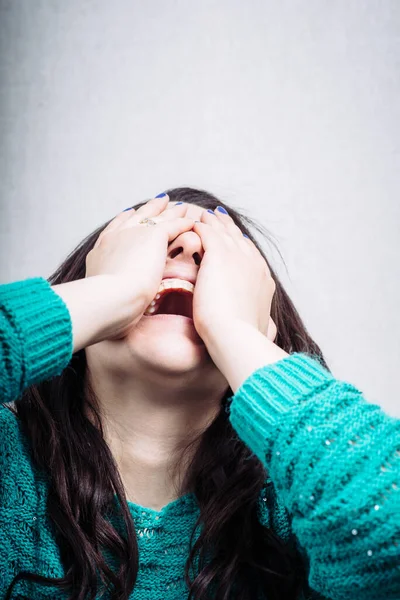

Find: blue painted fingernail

[155,192,167,198]
[207,209,216,215]
[175,201,183,205]
[216,206,228,214]
[123,207,133,212]
[243,233,250,238]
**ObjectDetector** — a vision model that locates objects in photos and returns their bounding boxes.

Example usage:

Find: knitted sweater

[0,278,399,600]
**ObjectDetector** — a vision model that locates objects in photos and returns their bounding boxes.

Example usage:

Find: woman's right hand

[53,195,195,351]
[86,194,195,338]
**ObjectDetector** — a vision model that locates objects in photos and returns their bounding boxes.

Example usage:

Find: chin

[123,324,209,372]
[135,314,205,344]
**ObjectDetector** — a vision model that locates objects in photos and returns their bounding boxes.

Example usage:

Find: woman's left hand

[192,207,277,345]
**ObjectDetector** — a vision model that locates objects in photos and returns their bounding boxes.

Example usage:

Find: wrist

[202,321,289,393]
[52,275,145,352]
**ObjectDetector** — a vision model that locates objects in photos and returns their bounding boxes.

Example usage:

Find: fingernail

[175,201,183,205]
[243,233,250,239]
[207,209,216,215]
[123,207,133,212]
[216,206,228,214]
[155,192,167,198]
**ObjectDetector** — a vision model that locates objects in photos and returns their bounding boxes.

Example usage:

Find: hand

[192,208,277,345]
[85,194,194,338]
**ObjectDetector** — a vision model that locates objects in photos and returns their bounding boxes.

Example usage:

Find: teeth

[158,278,194,293]
[143,278,194,316]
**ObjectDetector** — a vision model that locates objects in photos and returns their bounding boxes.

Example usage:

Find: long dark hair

[5,187,330,600]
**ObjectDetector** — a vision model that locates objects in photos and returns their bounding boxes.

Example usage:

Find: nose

[167,230,204,266]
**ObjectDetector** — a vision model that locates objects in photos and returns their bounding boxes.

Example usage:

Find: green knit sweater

[0,277,399,600]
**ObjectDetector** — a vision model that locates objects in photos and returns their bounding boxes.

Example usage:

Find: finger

[242,234,269,264]
[165,201,187,211]
[155,202,188,222]
[94,194,173,250]
[94,194,170,249]
[201,210,237,247]
[212,206,244,241]
[192,221,220,252]
[132,193,170,220]
[158,216,196,243]
[200,208,226,233]
[93,209,135,249]
[206,206,248,245]
[119,202,189,232]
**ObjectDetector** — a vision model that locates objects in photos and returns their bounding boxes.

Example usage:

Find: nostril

[193,252,201,266]
[170,247,182,259]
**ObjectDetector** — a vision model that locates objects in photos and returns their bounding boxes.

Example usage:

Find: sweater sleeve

[228,352,400,600]
[0,278,73,404]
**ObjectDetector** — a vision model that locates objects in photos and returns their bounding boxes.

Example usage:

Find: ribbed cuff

[0,277,73,389]
[228,352,335,463]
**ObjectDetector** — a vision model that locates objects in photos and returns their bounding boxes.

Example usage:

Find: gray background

[0,1,399,416]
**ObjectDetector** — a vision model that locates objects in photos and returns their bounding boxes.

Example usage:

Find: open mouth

[142,280,205,344]
[152,289,193,319]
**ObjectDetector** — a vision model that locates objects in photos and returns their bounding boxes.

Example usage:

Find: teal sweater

[0,278,399,600]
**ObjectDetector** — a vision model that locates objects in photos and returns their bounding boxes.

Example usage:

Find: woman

[0,187,398,600]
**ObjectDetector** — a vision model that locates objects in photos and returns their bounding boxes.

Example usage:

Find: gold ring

[138,218,157,226]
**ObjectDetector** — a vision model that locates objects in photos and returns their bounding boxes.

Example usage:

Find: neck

[85,354,228,511]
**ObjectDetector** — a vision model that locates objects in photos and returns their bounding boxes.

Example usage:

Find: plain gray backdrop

[0,1,399,416]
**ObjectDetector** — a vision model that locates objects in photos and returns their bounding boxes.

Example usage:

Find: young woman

[0,187,399,600]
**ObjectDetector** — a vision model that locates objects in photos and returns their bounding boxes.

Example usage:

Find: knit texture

[0,277,73,403]
[0,277,399,599]
[229,355,400,599]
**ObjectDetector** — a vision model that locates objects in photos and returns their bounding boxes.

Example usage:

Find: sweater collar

[113,491,199,527]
